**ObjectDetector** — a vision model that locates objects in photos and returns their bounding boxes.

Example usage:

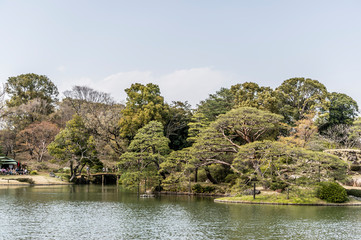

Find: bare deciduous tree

[63,86,126,156]
[322,124,359,149]
[17,121,59,162]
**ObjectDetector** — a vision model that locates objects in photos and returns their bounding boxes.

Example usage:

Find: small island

[215,185,361,206]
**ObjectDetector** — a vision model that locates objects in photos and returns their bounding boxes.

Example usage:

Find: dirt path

[0,174,72,185]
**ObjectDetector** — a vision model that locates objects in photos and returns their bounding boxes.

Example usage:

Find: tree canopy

[119,121,170,190]
[119,83,169,139]
[212,107,284,144]
[197,87,234,121]
[318,92,359,132]
[276,78,328,124]
[5,73,58,113]
[48,115,102,182]
[234,140,347,183]
[0,73,357,195]
[230,82,278,113]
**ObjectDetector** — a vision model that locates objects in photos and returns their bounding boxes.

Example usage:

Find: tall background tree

[197,87,234,122]
[0,74,59,160]
[276,78,328,125]
[64,86,126,158]
[17,121,59,162]
[230,82,278,113]
[5,73,58,113]
[164,101,192,150]
[318,92,359,132]
[119,83,169,139]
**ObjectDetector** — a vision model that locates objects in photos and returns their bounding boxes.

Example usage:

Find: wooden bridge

[82,173,121,185]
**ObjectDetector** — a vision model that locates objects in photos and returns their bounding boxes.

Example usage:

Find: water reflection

[1,185,361,239]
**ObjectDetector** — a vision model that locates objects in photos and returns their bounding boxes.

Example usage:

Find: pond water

[1,185,361,239]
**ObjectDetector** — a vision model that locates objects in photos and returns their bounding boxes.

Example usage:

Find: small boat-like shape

[139,194,155,198]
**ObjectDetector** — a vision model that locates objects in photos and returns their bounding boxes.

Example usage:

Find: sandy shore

[0,175,72,185]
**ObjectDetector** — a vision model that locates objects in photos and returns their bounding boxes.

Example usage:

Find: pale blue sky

[1,0,361,106]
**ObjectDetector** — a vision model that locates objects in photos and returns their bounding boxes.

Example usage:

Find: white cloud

[158,68,233,106]
[57,65,66,72]
[60,68,235,107]
[100,71,154,101]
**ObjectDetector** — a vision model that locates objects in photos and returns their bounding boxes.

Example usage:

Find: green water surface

[0,185,360,239]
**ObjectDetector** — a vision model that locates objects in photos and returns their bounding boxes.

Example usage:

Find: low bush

[350,165,361,171]
[270,181,288,191]
[261,180,271,189]
[224,174,238,185]
[16,178,35,184]
[58,174,70,182]
[60,168,70,174]
[35,163,49,171]
[192,184,203,193]
[196,169,208,182]
[192,184,216,193]
[346,189,361,198]
[296,176,312,185]
[316,181,348,203]
[203,186,215,193]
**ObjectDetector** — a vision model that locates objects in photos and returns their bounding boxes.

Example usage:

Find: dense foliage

[48,115,102,181]
[0,74,358,199]
[316,182,348,203]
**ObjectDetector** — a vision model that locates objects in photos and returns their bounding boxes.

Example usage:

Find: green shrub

[270,181,288,191]
[224,174,238,185]
[192,184,203,193]
[316,182,348,203]
[35,163,49,170]
[196,169,208,182]
[30,170,38,175]
[16,178,35,184]
[296,176,311,185]
[203,186,215,193]
[350,165,361,171]
[49,159,57,164]
[60,174,71,182]
[153,185,163,192]
[346,189,361,198]
[191,184,216,193]
[261,180,271,189]
[209,164,231,183]
[92,163,104,172]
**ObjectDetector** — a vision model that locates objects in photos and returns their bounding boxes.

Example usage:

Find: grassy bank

[215,189,361,206]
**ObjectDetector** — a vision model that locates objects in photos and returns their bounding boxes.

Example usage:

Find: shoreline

[160,191,226,197]
[214,197,361,206]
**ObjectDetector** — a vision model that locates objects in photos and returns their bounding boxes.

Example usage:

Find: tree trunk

[69,161,79,182]
[70,160,74,180]
[204,166,218,184]
[154,161,166,179]
[194,167,198,183]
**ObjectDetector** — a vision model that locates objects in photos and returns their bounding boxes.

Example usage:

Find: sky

[1,0,361,107]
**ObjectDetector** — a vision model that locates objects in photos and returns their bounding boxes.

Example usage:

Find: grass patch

[15,178,35,184]
[217,188,327,204]
[56,173,71,182]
